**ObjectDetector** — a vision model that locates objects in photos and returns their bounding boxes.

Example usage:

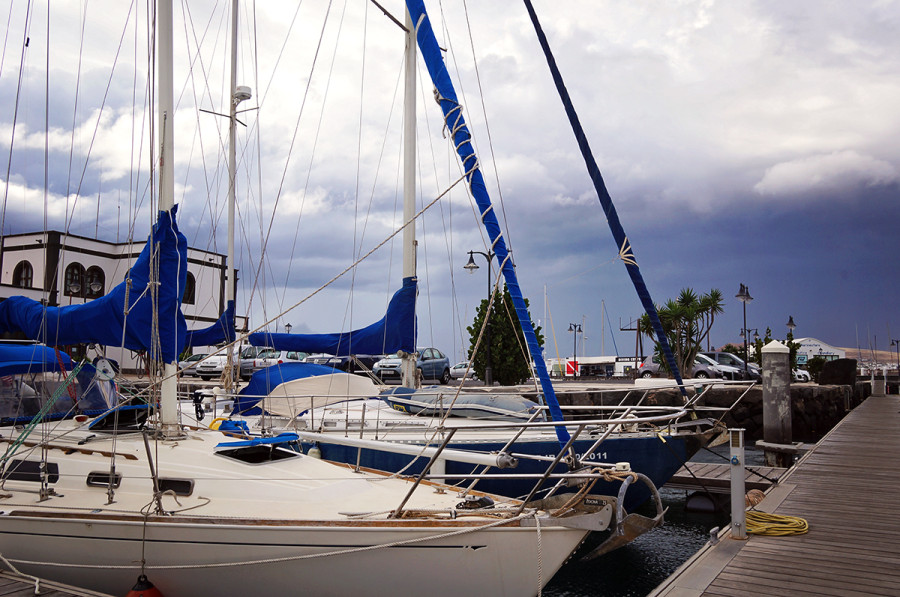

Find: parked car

[450,361,478,380]
[304,353,383,374]
[374,348,451,384]
[178,353,207,377]
[195,345,259,381]
[238,345,265,380]
[695,353,741,380]
[701,351,761,381]
[793,368,812,382]
[251,349,307,373]
[637,354,723,379]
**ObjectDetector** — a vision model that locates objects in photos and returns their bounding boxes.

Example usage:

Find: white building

[793,337,845,365]
[0,229,242,368]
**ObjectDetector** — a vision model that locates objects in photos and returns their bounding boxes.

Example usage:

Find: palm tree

[640,288,725,377]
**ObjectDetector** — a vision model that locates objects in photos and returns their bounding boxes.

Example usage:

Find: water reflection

[544,445,758,596]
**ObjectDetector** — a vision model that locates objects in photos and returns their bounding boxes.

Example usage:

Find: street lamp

[786,316,796,337]
[568,323,582,378]
[284,323,292,334]
[736,283,754,377]
[465,249,495,386]
[891,340,900,389]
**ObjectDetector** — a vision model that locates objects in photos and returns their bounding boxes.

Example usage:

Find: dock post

[762,340,792,468]
[729,428,747,540]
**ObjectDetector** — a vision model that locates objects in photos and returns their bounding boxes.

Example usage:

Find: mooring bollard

[762,340,792,468]
[729,428,747,540]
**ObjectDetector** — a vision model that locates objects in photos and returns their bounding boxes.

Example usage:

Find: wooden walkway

[650,394,900,597]
[667,463,787,493]
[0,570,112,596]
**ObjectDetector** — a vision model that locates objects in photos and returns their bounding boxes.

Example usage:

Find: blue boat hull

[303,431,708,511]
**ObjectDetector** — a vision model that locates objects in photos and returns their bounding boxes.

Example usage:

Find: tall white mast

[224,0,250,392]
[400,7,418,388]
[158,0,178,433]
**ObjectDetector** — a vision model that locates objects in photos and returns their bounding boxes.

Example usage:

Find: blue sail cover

[185,300,236,348]
[522,1,687,395]
[248,277,416,356]
[0,208,187,363]
[406,0,569,447]
[0,344,72,376]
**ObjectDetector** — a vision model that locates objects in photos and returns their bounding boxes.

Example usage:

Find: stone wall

[549,382,871,443]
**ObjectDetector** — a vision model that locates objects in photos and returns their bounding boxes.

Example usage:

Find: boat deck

[0,571,113,596]
[650,393,900,596]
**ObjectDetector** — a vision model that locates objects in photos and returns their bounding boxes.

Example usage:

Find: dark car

[373,348,451,384]
[702,351,761,381]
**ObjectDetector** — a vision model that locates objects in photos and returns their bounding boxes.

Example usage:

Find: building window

[12,261,33,288]
[85,266,105,298]
[64,263,85,297]
[183,272,196,305]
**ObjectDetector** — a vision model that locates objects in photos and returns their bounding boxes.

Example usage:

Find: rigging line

[61,0,138,237]
[248,0,334,316]
[460,0,514,253]
[547,254,619,288]
[274,1,381,312]
[231,174,468,361]
[0,0,34,240]
[349,0,367,343]
[179,0,228,253]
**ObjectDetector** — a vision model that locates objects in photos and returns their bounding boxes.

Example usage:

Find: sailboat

[207,0,725,518]
[0,2,625,595]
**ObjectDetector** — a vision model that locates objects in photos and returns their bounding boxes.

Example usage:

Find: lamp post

[736,283,754,377]
[568,323,582,378]
[891,340,900,393]
[284,323,292,334]
[464,250,495,386]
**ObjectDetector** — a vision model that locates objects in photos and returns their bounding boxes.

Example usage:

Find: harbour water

[544,445,761,596]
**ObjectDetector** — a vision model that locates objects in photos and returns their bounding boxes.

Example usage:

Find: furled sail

[185,300,236,348]
[405,0,569,447]
[248,276,416,356]
[522,1,687,394]
[0,208,187,364]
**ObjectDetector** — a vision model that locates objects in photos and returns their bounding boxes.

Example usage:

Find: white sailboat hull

[0,422,591,597]
[2,514,583,597]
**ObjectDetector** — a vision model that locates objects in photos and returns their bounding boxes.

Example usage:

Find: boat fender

[307,444,322,459]
[126,574,164,597]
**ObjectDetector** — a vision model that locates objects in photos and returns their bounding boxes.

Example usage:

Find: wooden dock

[0,570,113,596]
[667,462,787,493]
[650,393,900,597]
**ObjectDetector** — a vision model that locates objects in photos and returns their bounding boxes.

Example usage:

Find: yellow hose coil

[746,510,809,536]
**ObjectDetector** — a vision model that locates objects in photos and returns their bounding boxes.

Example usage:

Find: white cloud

[753,150,898,196]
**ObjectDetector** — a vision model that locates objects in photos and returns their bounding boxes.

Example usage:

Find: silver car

[638,354,723,379]
[702,351,760,381]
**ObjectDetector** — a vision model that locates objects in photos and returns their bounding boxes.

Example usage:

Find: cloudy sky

[2,0,899,363]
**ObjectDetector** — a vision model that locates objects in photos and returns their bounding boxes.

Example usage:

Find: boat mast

[224,0,250,392]
[157,0,178,434]
[400,7,417,388]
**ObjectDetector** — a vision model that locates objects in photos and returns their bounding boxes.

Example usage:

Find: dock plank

[649,395,900,597]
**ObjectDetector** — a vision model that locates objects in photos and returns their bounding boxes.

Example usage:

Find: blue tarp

[406,0,570,447]
[185,300,235,348]
[0,344,72,376]
[232,362,346,414]
[0,208,187,363]
[248,277,416,356]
